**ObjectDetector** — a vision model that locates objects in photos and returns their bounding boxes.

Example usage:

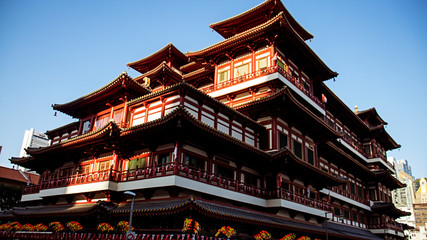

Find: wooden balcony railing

[368,223,404,232]
[23,164,328,212]
[0,232,239,240]
[200,66,325,110]
[275,189,332,212]
[330,186,369,205]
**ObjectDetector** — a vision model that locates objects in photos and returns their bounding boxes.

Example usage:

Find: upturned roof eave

[134,61,183,83]
[271,147,346,186]
[121,106,269,158]
[235,86,342,139]
[323,141,374,176]
[189,11,336,81]
[188,12,285,58]
[53,72,150,117]
[127,43,188,73]
[373,170,406,189]
[356,107,388,125]
[45,121,80,136]
[127,82,265,132]
[209,0,313,41]
[320,83,370,133]
[25,120,120,156]
[369,125,401,150]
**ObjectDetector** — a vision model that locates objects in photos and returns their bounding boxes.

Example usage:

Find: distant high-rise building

[18,128,49,158]
[388,157,413,178]
[394,171,415,208]
[396,159,413,178]
[414,177,427,204]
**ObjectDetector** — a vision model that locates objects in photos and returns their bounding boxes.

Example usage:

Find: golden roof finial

[354,105,358,114]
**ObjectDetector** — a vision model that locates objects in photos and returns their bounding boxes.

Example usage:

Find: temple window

[363,143,371,156]
[350,181,356,194]
[301,77,310,92]
[257,57,268,70]
[81,120,91,134]
[129,157,147,171]
[218,70,229,82]
[352,212,358,222]
[334,207,341,217]
[306,144,314,165]
[79,164,91,175]
[184,154,204,170]
[157,153,171,166]
[326,115,334,128]
[277,59,285,70]
[113,108,123,124]
[360,215,366,225]
[344,210,350,219]
[60,167,73,177]
[293,139,303,159]
[216,164,234,180]
[358,185,363,198]
[98,160,110,172]
[243,172,258,187]
[235,63,249,77]
[279,132,288,149]
[95,113,109,130]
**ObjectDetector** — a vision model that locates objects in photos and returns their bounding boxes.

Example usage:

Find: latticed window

[95,114,109,130]
[129,157,146,170]
[113,109,123,124]
[235,64,249,77]
[218,71,228,82]
[258,57,268,70]
[98,161,110,171]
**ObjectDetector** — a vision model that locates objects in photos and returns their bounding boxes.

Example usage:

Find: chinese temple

[4,0,408,239]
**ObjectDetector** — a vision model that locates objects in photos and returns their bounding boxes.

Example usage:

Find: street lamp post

[124,191,136,238]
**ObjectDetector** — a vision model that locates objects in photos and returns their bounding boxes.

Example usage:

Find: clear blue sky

[1,1,426,178]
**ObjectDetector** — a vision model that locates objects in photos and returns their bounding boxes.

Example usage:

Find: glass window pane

[235,64,249,77]
[82,120,91,134]
[307,148,314,165]
[293,141,302,159]
[113,109,123,124]
[258,57,267,70]
[95,114,109,130]
[219,71,228,82]
[279,132,288,149]
[158,153,170,165]
[216,165,234,179]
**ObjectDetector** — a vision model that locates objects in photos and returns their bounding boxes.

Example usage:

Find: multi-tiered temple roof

[6,1,407,240]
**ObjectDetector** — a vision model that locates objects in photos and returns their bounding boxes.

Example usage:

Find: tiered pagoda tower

[5,1,408,239]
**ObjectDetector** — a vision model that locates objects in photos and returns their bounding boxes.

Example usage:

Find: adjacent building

[18,128,49,158]
[5,1,407,239]
[389,157,414,179]
[0,166,40,210]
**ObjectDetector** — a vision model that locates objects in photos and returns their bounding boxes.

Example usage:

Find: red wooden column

[111,151,119,181]
[271,117,278,150]
[121,96,128,127]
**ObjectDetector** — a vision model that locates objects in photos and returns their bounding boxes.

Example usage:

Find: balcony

[330,186,369,206]
[369,223,404,232]
[200,66,325,111]
[23,163,330,213]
